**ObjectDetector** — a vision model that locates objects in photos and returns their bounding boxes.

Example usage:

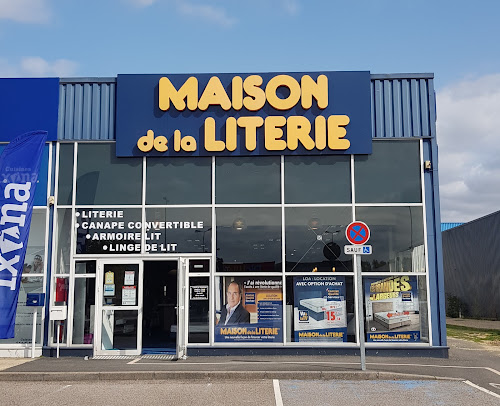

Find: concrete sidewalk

[0,355,459,382]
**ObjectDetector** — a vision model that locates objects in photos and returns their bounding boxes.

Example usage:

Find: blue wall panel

[58,79,115,141]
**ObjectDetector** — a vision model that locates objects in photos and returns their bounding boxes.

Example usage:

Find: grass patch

[446,324,500,345]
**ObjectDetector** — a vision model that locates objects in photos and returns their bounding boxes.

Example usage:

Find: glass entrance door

[94,260,142,356]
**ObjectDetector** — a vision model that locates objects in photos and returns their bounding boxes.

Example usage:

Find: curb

[0,370,463,382]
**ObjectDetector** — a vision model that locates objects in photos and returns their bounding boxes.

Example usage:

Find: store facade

[0,72,447,357]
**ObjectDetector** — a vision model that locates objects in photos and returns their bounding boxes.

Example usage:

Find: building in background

[0,72,447,357]
[442,211,500,320]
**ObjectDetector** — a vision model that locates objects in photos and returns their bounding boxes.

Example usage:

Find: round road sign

[346,221,370,245]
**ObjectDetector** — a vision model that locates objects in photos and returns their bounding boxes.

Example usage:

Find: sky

[0,0,499,222]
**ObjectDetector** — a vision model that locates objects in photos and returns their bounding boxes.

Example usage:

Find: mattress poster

[215,277,283,343]
[293,276,347,342]
[364,275,420,342]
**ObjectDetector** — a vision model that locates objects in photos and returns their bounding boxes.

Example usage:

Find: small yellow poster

[105,271,114,285]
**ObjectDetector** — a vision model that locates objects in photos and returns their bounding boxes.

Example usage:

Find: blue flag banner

[0,131,47,339]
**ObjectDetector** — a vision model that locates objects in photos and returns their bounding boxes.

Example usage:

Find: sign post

[345,221,371,371]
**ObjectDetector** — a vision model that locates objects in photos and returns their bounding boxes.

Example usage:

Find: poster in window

[293,276,347,342]
[122,286,137,306]
[215,277,282,343]
[364,275,420,342]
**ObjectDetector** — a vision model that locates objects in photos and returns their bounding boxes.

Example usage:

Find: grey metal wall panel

[58,74,435,141]
[58,80,115,141]
[442,211,500,319]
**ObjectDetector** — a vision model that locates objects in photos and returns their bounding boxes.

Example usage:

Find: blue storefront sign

[0,79,59,142]
[0,131,47,338]
[116,71,372,157]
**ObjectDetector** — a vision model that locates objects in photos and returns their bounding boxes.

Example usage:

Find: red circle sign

[346,221,370,245]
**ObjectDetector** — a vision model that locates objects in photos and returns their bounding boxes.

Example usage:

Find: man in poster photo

[219,282,250,325]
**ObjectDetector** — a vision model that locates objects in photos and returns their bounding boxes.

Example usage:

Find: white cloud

[127,0,158,6]
[436,73,500,223]
[0,0,51,23]
[281,0,299,15]
[174,1,236,27]
[125,0,236,27]
[0,57,78,77]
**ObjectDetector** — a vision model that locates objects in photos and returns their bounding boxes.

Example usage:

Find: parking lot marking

[273,379,283,406]
[464,380,500,399]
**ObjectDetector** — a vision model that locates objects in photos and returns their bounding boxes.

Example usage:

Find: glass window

[188,276,209,343]
[284,155,351,203]
[215,276,283,343]
[54,209,72,274]
[52,276,68,344]
[57,144,74,205]
[101,310,138,350]
[24,209,46,276]
[72,277,96,344]
[216,208,281,272]
[355,141,421,203]
[145,207,212,254]
[75,208,142,255]
[102,264,139,307]
[356,207,425,273]
[76,143,142,205]
[146,157,211,205]
[286,275,355,343]
[1,278,43,344]
[189,259,210,273]
[75,261,96,275]
[285,207,353,272]
[216,156,280,204]
[364,275,428,343]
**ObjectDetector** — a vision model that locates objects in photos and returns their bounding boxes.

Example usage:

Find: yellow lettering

[301,74,328,109]
[225,117,237,152]
[265,75,301,110]
[315,116,327,150]
[158,76,198,111]
[243,75,266,111]
[232,76,243,110]
[204,117,225,151]
[180,135,197,152]
[328,115,350,150]
[198,76,231,111]
[137,130,155,152]
[400,276,411,291]
[265,116,287,151]
[174,129,181,152]
[237,116,264,151]
[153,134,168,152]
[287,116,314,150]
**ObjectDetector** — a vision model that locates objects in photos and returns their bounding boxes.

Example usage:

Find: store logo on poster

[115,72,373,157]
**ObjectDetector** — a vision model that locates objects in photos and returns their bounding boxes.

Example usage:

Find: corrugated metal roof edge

[59,73,435,84]
[443,209,500,233]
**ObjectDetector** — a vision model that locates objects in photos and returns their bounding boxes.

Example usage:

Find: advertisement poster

[364,275,420,342]
[122,286,136,306]
[215,277,282,343]
[293,276,347,342]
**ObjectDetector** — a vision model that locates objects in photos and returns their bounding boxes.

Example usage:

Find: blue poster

[364,275,421,343]
[0,131,47,338]
[293,276,347,342]
[215,277,283,343]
